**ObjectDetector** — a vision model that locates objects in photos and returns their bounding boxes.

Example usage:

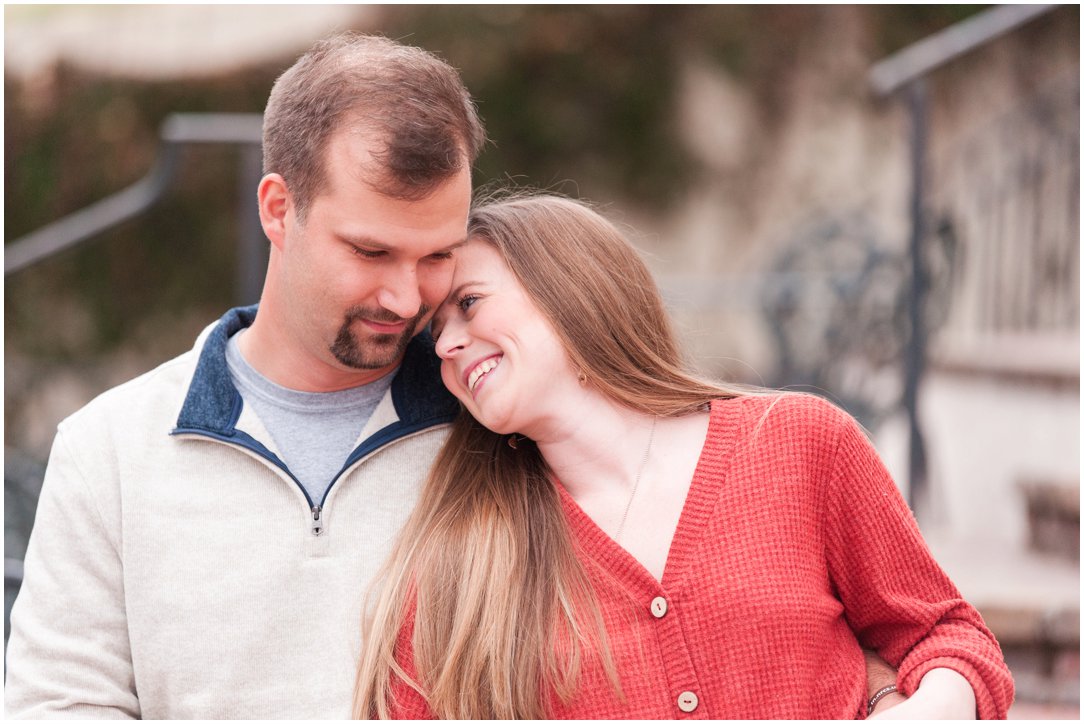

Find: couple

[5,33,1012,720]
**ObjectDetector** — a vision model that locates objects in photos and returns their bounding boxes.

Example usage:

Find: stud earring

[507,434,519,449]
[577,371,588,386]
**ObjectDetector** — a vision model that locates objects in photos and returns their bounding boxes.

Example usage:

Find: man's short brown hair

[263,33,486,217]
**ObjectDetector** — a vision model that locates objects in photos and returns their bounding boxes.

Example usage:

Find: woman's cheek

[440,362,468,403]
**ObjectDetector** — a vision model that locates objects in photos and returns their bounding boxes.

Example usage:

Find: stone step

[926,534,1079,707]
[1008,701,1080,719]
[1019,478,1079,562]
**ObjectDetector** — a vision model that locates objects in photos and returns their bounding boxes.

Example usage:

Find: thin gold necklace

[615,416,657,543]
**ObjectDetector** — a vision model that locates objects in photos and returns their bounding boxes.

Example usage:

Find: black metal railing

[932,72,1079,341]
[5,112,267,303]
[867,3,1060,512]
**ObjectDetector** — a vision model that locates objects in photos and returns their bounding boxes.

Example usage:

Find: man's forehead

[309,170,471,250]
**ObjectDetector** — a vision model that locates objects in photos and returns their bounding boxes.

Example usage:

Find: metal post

[904,79,929,514]
[236,143,267,306]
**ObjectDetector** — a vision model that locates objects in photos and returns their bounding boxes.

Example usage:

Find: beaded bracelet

[867,684,898,714]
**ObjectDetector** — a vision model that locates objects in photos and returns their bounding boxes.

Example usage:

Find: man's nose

[377,265,422,319]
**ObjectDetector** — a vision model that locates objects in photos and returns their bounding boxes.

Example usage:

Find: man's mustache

[344,305,430,327]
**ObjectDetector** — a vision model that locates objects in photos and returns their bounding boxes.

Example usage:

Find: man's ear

[258,173,292,251]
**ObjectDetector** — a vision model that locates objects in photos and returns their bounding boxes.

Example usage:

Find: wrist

[868,690,906,715]
[915,667,977,718]
[867,684,900,715]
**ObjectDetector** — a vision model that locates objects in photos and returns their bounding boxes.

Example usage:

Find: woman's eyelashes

[431,292,481,341]
[456,293,480,313]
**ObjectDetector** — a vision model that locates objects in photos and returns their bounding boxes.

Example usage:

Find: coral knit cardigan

[390,393,1014,719]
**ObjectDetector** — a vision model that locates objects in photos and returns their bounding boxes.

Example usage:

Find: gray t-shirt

[225,330,395,505]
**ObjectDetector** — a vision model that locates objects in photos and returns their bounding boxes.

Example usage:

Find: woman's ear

[258,173,291,251]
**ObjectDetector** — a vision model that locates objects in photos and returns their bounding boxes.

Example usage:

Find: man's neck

[238,316,400,393]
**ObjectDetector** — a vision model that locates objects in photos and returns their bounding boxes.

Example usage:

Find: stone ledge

[925,534,1079,643]
[929,332,1079,387]
[981,603,1079,647]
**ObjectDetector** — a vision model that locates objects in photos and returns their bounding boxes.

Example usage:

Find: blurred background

[4,4,1079,717]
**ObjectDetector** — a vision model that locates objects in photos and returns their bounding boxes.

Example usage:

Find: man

[5,33,483,719]
[6,32,903,720]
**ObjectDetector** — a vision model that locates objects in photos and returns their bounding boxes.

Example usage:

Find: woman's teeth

[468,356,501,392]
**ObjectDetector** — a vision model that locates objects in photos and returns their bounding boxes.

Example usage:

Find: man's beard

[329,304,428,370]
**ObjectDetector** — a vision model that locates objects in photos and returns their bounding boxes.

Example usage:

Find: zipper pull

[311,505,324,536]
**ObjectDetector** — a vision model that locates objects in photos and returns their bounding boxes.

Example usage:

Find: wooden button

[650,596,668,618]
[677,691,699,712]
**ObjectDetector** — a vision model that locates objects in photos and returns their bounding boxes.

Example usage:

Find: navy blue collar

[173,305,459,437]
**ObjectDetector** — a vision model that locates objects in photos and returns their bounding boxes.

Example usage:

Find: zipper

[174,421,451,539]
[312,423,453,535]
[172,430,319,535]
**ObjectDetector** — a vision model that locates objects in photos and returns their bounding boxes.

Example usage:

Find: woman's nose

[434,321,467,359]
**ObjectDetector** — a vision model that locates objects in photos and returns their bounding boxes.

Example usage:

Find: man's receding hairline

[298,117,473,214]
[263,32,486,219]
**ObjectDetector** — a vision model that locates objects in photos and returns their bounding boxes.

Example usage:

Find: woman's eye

[457,294,479,312]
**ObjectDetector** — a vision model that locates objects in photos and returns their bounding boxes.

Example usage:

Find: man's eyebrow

[335,234,469,253]
[335,233,389,249]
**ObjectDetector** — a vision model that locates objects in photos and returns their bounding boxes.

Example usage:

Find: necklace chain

[615,416,657,543]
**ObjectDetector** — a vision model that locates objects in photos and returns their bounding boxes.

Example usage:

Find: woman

[354,193,1013,719]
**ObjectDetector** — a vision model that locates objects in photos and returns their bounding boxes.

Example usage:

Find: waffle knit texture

[391,393,1014,719]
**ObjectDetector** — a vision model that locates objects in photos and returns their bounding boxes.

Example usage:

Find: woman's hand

[867,668,977,720]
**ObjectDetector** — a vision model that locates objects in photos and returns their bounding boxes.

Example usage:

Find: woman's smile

[466,354,503,395]
[434,240,579,435]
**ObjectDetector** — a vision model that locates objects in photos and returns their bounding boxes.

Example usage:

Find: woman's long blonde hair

[354,193,747,719]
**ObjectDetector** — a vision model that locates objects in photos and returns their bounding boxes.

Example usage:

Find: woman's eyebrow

[444,280,483,300]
